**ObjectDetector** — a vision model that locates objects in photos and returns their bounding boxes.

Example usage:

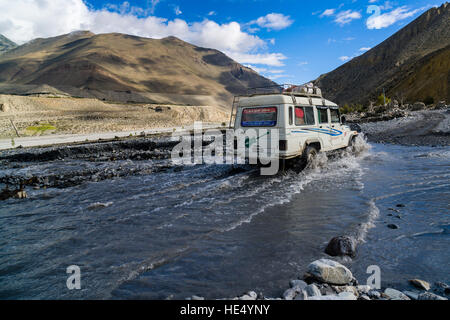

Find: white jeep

[231,84,359,168]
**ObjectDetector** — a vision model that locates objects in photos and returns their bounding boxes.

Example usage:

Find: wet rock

[191,295,205,300]
[283,288,297,300]
[368,290,381,299]
[325,236,356,257]
[409,279,431,291]
[403,291,420,300]
[357,285,372,295]
[305,284,322,297]
[418,292,448,300]
[433,282,450,296]
[318,283,336,296]
[239,291,257,300]
[384,288,411,300]
[290,279,307,291]
[411,102,426,111]
[306,259,354,285]
[308,292,357,300]
[359,295,371,301]
[387,224,399,229]
[333,285,359,297]
[396,204,406,208]
[294,290,308,300]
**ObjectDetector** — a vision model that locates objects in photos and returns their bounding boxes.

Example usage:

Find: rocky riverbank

[354,109,450,147]
[189,258,449,301]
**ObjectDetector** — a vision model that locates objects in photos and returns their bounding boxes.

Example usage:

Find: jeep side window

[330,108,340,123]
[295,107,315,126]
[317,107,328,124]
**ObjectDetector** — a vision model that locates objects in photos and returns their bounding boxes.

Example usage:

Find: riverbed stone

[305,284,322,297]
[282,288,297,300]
[239,291,257,300]
[325,236,356,257]
[387,224,399,229]
[306,259,354,285]
[357,285,372,295]
[403,291,420,300]
[384,288,411,300]
[290,279,307,291]
[294,290,308,300]
[308,292,356,300]
[409,279,431,291]
[368,290,381,299]
[418,292,448,300]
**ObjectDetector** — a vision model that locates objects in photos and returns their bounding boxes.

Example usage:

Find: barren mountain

[0,31,275,108]
[0,34,17,54]
[315,3,450,105]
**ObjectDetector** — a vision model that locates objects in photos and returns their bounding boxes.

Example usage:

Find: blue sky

[0,0,443,83]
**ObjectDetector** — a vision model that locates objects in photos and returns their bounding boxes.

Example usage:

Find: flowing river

[0,136,449,299]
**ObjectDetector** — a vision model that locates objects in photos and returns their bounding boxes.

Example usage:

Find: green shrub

[376,94,391,106]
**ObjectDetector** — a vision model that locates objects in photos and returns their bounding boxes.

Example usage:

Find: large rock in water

[306,259,354,285]
[325,236,356,257]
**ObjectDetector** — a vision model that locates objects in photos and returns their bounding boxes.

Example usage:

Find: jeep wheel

[348,136,357,152]
[303,145,318,167]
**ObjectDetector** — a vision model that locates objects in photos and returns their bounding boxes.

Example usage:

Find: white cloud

[298,61,308,66]
[174,6,182,16]
[334,10,362,25]
[339,56,351,61]
[359,47,372,52]
[251,13,293,31]
[320,9,336,17]
[366,6,420,29]
[208,11,216,16]
[0,0,286,66]
[230,52,287,67]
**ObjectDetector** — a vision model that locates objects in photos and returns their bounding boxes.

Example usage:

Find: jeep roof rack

[245,84,323,98]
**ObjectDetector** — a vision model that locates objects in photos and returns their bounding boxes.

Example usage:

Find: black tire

[302,145,318,168]
[348,136,357,152]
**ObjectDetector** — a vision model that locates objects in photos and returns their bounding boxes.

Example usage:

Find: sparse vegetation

[340,103,366,114]
[25,123,57,135]
[376,94,391,106]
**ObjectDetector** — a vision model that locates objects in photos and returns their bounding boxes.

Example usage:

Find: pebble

[387,224,399,229]
[409,279,431,291]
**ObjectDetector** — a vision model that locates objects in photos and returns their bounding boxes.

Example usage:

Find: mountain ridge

[314,3,450,105]
[0,34,17,54]
[0,31,276,107]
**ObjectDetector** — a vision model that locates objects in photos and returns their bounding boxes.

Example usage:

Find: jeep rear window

[241,107,277,127]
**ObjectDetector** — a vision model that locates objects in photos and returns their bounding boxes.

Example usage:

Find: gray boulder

[306,259,354,285]
[305,284,322,297]
[384,288,411,300]
[411,102,426,111]
[325,236,356,257]
[290,279,307,291]
[282,288,297,300]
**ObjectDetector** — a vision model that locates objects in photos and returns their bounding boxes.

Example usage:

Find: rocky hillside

[315,3,450,105]
[0,34,17,54]
[0,31,275,108]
